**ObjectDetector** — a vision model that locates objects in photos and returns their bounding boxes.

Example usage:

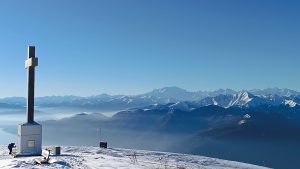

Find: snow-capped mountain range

[198,91,299,108]
[0,87,298,109]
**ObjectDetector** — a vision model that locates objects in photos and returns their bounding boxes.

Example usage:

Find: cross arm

[25,57,38,69]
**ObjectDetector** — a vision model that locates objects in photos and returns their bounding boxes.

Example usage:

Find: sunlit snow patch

[285,100,297,107]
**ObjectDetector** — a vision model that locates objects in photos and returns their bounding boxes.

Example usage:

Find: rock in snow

[0,145,269,169]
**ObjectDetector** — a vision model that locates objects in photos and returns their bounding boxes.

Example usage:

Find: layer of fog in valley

[0,106,119,145]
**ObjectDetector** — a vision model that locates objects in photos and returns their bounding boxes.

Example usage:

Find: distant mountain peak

[227,91,253,107]
[142,86,194,101]
[155,86,189,94]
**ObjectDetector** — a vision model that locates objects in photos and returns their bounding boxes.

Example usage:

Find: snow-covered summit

[229,91,253,107]
[0,145,269,169]
[142,87,196,101]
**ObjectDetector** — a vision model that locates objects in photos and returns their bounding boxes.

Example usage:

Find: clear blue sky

[0,0,299,97]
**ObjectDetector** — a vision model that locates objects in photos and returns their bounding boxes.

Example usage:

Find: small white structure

[17,123,42,155]
[17,46,42,156]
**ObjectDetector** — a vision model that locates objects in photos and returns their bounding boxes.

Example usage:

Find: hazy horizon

[0,86,299,98]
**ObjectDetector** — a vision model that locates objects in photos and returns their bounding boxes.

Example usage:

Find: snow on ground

[0,145,270,169]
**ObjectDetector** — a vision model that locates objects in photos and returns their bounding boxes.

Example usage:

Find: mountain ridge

[0,87,299,109]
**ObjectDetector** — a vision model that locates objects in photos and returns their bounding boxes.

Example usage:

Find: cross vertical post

[25,46,38,123]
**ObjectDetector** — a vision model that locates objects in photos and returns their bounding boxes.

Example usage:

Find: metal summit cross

[17,46,42,156]
[25,46,38,123]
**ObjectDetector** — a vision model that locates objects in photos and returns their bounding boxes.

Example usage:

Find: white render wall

[17,123,42,155]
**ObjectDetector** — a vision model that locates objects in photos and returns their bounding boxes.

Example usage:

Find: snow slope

[0,145,269,169]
